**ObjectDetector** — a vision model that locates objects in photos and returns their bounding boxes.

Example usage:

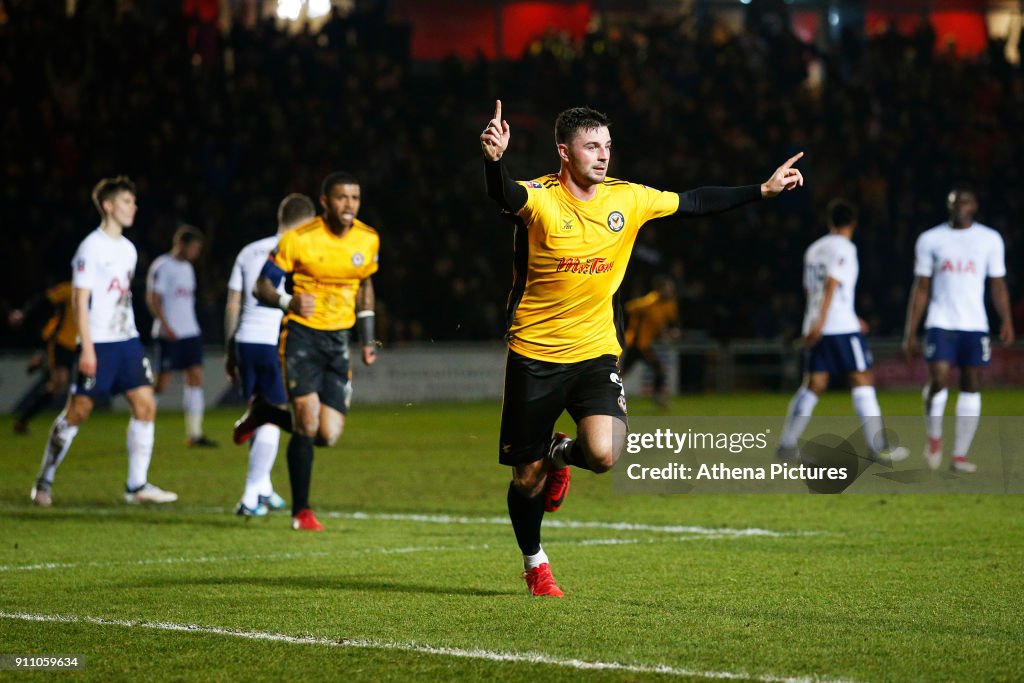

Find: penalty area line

[0,611,857,683]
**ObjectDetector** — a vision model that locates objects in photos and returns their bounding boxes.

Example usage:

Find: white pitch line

[0,611,858,683]
[329,511,811,537]
[0,503,815,538]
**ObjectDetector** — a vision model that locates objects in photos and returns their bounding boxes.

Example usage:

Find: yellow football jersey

[270,217,379,331]
[42,281,77,350]
[625,291,678,351]
[507,175,679,363]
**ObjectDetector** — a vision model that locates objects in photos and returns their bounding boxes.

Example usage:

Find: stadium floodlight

[308,0,332,19]
[276,0,303,21]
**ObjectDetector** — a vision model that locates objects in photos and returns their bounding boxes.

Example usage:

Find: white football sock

[924,386,948,440]
[852,385,886,453]
[184,386,204,439]
[126,418,155,491]
[38,415,79,486]
[953,392,981,458]
[243,425,280,508]
[523,546,549,571]
[780,387,819,448]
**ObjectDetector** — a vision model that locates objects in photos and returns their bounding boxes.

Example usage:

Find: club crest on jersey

[607,211,625,232]
[352,252,365,266]
[560,216,574,233]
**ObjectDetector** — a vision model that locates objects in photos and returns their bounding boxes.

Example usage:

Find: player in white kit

[146,225,216,447]
[224,194,317,517]
[31,176,177,507]
[779,199,908,463]
[903,188,1014,472]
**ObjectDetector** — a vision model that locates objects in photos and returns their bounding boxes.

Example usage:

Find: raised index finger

[781,151,804,169]
[494,99,502,122]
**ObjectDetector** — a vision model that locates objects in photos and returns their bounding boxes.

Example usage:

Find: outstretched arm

[481,99,528,213]
[675,153,805,216]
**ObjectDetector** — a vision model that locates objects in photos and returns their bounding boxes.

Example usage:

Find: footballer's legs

[241,424,281,512]
[778,372,826,459]
[184,364,215,447]
[32,394,92,506]
[923,362,951,469]
[850,372,908,462]
[509,460,562,597]
[287,393,324,530]
[642,348,669,407]
[123,386,176,503]
[233,395,292,443]
[951,367,982,473]
[554,414,623,473]
[18,362,68,431]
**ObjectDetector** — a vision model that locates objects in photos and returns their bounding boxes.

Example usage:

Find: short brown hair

[555,107,610,145]
[173,224,203,246]
[91,175,136,216]
[277,193,316,227]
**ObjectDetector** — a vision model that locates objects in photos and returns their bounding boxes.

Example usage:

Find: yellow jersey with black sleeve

[506,175,679,363]
[625,291,679,351]
[269,217,379,331]
[41,281,78,350]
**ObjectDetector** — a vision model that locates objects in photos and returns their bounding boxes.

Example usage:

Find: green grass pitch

[1,390,1023,682]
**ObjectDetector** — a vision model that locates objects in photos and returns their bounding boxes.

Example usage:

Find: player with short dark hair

[31,175,176,507]
[225,193,317,517]
[146,224,215,447]
[481,101,804,596]
[233,174,380,531]
[903,188,1014,472]
[778,199,908,464]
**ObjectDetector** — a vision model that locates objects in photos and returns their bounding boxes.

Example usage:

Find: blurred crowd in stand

[2,1,1021,348]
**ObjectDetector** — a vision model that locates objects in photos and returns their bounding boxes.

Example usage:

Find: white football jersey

[71,228,140,343]
[146,254,201,339]
[802,233,860,336]
[227,235,284,345]
[914,223,1006,332]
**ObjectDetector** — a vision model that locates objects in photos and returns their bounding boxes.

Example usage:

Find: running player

[8,281,77,434]
[31,176,177,507]
[620,276,680,408]
[778,199,908,463]
[225,193,317,517]
[146,225,216,447]
[481,101,803,596]
[902,187,1014,472]
[233,172,380,531]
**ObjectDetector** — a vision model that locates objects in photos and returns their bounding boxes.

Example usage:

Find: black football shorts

[498,350,627,466]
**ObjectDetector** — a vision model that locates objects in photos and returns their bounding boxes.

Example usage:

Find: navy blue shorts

[805,333,872,375]
[924,328,991,367]
[236,341,287,405]
[72,338,153,398]
[156,335,203,372]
